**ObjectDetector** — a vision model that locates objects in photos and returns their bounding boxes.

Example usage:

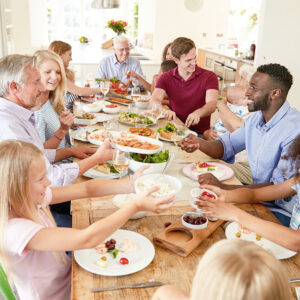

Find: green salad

[157,122,185,136]
[119,112,154,125]
[110,76,120,83]
[130,150,169,164]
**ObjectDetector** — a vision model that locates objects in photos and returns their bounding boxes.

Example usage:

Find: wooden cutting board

[153,217,224,257]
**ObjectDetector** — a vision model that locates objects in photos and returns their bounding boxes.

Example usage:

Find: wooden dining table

[71,101,300,300]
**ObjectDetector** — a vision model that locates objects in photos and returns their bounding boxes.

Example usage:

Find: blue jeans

[271,211,291,227]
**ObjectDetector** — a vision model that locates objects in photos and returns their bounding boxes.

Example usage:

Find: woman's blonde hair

[34,49,66,115]
[0,141,60,276]
[190,239,291,300]
[49,40,74,82]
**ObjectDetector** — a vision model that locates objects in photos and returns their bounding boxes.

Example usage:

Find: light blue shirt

[218,101,300,217]
[290,182,300,229]
[95,54,144,83]
[0,97,78,186]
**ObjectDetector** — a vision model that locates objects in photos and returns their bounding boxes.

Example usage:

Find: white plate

[118,114,157,127]
[182,162,234,181]
[225,222,297,260]
[74,229,155,276]
[114,132,163,154]
[70,127,101,142]
[158,130,197,142]
[83,167,127,179]
[88,130,119,146]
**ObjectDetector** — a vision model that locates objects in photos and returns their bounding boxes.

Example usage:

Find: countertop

[199,47,254,65]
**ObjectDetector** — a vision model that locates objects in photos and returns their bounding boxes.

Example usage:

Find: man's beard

[247,94,269,112]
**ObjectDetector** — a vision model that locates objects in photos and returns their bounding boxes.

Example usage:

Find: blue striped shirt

[95,54,144,83]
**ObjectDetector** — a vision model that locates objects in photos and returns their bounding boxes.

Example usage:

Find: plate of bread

[157,122,197,142]
[83,161,127,179]
[182,161,234,181]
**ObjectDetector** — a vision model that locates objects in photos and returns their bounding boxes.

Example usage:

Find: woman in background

[49,40,101,110]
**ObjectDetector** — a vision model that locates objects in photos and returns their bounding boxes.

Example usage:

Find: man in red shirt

[151,37,219,135]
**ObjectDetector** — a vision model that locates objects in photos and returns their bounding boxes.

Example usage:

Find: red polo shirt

[156,66,218,134]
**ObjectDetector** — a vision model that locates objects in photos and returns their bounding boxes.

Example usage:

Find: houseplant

[107,19,128,36]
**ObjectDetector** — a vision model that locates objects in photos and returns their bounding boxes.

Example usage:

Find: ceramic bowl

[129,158,168,175]
[112,193,147,219]
[74,113,98,125]
[103,103,121,114]
[135,173,181,198]
[82,103,102,113]
[181,212,208,230]
[135,99,150,109]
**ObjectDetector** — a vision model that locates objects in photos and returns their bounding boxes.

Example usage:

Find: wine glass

[131,87,141,104]
[132,79,139,87]
[100,81,111,100]
[151,103,162,122]
[112,150,130,179]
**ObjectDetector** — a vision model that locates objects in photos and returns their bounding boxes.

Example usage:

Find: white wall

[256,0,300,109]
[138,0,230,63]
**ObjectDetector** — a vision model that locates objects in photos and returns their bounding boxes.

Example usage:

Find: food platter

[158,129,197,142]
[74,229,155,276]
[70,127,101,142]
[225,222,297,260]
[88,130,164,154]
[83,162,127,179]
[182,162,234,181]
[118,112,156,127]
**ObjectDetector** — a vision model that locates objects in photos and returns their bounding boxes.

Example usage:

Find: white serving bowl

[135,99,149,109]
[74,114,98,125]
[135,174,182,198]
[190,188,218,221]
[103,103,121,114]
[82,103,102,113]
[113,193,147,219]
[129,158,168,175]
[182,212,208,230]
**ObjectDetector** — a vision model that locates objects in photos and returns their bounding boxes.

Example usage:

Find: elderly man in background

[151,37,218,136]
[95,35,144,84]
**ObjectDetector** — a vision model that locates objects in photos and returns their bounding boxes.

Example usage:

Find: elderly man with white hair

[95,35,144,84]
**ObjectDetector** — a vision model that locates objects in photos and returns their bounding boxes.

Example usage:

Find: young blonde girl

[152,239,291,300]
[0,140,174,300]
[34,49,73,153]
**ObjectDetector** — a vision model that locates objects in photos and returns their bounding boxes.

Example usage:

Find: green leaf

[108,248,119,259]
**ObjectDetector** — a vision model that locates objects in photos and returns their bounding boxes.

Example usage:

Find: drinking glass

[100,81,111,100]
[151,103,162,121]
[132,79,139,87]
[131,87,141,104]
[112,149,130,179]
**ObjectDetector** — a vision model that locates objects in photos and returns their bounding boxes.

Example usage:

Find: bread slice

[159,131,175,140]
[94,163,111,174]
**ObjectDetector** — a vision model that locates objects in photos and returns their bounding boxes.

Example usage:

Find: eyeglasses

[115,47,130,52]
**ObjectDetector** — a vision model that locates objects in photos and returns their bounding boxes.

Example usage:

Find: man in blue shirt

[179,63,300,225]
[95,36,144,84]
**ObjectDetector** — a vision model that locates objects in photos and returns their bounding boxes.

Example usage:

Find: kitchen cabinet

[197,48,254,94]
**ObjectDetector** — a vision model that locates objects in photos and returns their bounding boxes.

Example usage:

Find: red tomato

[119,257,129,265]
[200,162,209,167]
[201,191,216,199]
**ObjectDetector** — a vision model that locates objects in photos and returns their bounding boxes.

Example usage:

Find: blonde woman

[34,50,73,157]
[49,40,101,109]
[0,140,174,300]
[152,239,291,300]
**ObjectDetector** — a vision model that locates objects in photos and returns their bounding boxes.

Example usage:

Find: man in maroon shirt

[151,37,219,134]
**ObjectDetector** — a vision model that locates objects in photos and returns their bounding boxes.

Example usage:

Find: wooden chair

[0,264,15,300]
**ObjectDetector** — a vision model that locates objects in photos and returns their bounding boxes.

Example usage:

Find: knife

[90,281,167,292]
[290,278,300,283]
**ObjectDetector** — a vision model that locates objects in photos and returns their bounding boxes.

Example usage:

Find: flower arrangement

[107,19,128,36]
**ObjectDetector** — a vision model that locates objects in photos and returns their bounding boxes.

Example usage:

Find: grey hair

[0,55,36,97]
[239,64,256,81]
[113,35,129,48]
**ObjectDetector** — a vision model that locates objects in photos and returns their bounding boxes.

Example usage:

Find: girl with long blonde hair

[152,239,291,300]
[34,49,74,155]
[49,40,101,108]
[0,140,174,300]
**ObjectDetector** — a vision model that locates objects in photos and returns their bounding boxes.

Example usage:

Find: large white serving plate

[74,229,155,276]
[89,131,163,154]
[225,222,297,260]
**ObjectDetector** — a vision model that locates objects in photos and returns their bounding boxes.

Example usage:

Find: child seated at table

[152,239,291,300]
[0,140,175,300]
[198,133,300,251]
